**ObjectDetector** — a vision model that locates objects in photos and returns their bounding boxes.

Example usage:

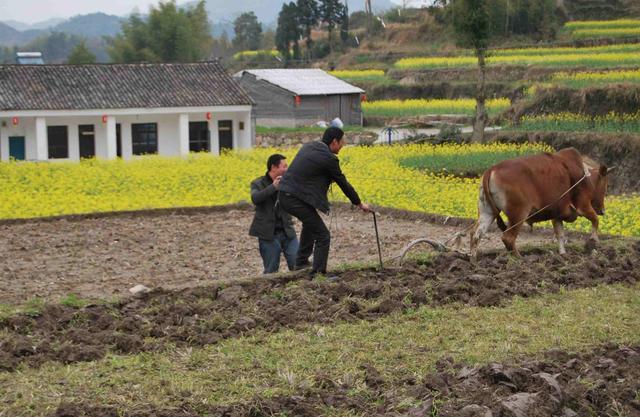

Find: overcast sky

[0,0,191,24]
[0,0,416,24]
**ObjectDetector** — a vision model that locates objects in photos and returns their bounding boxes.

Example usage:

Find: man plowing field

[279,125,373,278]
[470,147,611,258]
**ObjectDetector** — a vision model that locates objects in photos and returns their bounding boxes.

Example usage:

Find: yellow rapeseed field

[362,98,511,117]
[521,111,640,124]
[571,28,640,39]
[233,50,279,60]
[395,52,640,70]
[492,43,640,57]
[0,144,637,237]
[329,70,394,85]
[564,19,640,30]
[394,43,640,70]
[552,69,640,83]
[515,111,640,133]
[564,19,640,39]
[329,70,386,78]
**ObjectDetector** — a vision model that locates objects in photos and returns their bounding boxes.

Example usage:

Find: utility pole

[505,0,509,35]
[365,0,373,34]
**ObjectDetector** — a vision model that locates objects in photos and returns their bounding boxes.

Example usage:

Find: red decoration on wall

[102,115,108,124]
[361,94,367,102]
[11,117,19,126]
[294,95,302,106]
[206,112,212,120]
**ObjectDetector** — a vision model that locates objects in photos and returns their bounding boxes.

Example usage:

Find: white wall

[208,111,253,154]
[0,118,37,161]
[0,108,254,162]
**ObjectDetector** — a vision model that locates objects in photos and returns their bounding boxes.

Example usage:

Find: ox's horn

[607,165,617,173]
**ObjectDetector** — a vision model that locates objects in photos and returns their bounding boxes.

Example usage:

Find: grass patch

[1,295,119,323]
[511,112,640,134]
[59,293,91,309]
[333,260,379,273]
[1,283,639,415]
[329,70,397,86]
[0,297,46,322]
[399,146,543,177]
[549,69,640,89]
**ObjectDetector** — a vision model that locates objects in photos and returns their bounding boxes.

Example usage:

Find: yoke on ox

[470,147,611,258]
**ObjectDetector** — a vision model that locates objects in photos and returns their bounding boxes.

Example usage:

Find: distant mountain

[52,13,123,38]
[2,18,66,31]
[0,22,41,46]
[2,2,399,49]
[0,13,123,47]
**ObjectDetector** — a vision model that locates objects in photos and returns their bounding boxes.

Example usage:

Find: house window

[131,123,158,155]
[47,126,68,159]
[116,124,122,157]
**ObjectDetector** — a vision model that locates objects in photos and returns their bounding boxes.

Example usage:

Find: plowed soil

[2,237,638,372]
[0,204,558,305]
[50,343,640,417]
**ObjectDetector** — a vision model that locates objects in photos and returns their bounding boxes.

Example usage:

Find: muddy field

[51,342,640,417]
[0,204,561,305]
[2,206,639,417]
[2,237,637,372]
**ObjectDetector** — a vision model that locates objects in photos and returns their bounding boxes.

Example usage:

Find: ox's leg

[552,219,567,255]
[470,185,496,259]
[501,206,529,257]
[581,206,600,243]
[574,196,600,243]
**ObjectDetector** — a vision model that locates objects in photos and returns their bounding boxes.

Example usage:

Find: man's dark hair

[267,153,286,172]
[322,127,344,145]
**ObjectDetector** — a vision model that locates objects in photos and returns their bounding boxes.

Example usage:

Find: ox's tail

[482,169,507,232]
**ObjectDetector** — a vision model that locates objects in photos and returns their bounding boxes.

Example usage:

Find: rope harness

[501,172,588,234]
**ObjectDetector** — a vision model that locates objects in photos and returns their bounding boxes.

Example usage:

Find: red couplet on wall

[101,115,108,124]
[12,117,19,126]
[206,112,212,120]
[294,96,302,106]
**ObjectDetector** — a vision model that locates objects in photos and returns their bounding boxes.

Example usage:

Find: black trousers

[279,192,330,275]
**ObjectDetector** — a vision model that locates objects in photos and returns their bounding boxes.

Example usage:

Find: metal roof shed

[235,69,364,127]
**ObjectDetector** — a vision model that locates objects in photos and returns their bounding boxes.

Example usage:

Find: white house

[0,61,254,162]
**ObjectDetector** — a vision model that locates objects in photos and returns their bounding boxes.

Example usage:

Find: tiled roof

[235,69,364,96]
[0,61,253,111]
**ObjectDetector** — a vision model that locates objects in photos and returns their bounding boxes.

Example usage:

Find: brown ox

[470,147,610,258]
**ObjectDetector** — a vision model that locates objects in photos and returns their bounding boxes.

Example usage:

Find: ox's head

[590,164,610,215]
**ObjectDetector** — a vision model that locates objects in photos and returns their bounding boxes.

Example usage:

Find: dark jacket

[249,174,296,240]
[279,141,361,213]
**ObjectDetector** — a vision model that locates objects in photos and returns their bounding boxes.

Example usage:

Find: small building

[0,61,253,162]
[16,52,44,65]
[234,69,364,128]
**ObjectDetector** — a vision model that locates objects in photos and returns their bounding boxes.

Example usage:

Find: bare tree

[452,0,491,142]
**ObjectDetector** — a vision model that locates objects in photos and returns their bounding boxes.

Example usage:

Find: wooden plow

[397,224,474,266]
